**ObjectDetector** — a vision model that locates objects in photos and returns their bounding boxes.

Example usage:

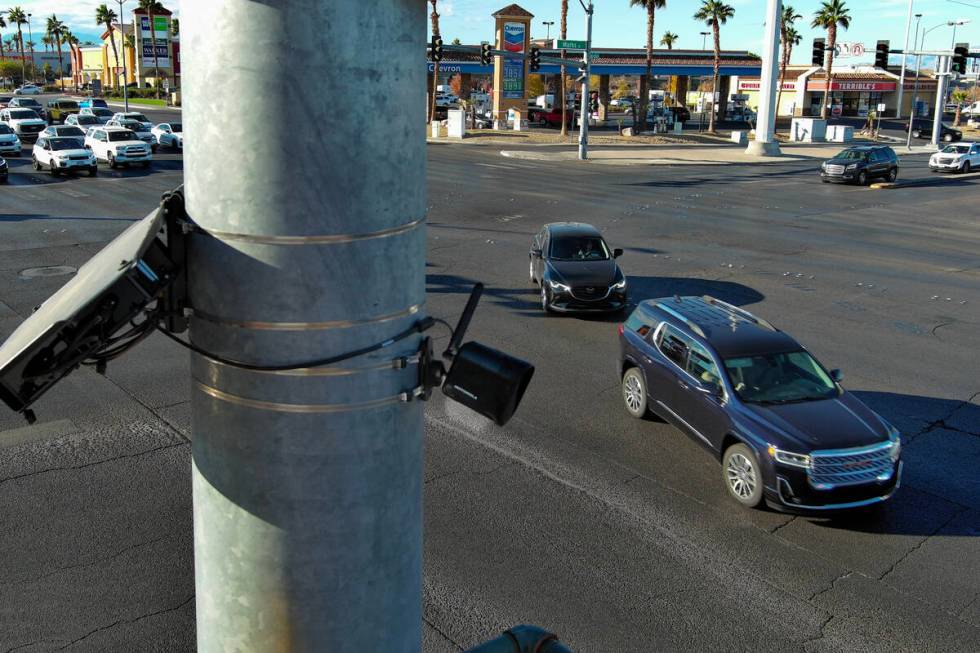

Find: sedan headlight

[768,445,811,468]
[845,163,859,171]
[611,279,627,290]
[548,280,571,292]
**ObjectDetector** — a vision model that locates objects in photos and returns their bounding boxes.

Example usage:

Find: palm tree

[559,0,569,136]
[630,0,667,132]
[96,5,121,90]
[170,17,179,38]
[776,6,802,132]
[427,0,440,124]
[8,7,28,84]
[660,31,678,50]
[42,34,53,53]
[46,15,66,92]
[138,0,167,97]
[0,16,6,57]
[693,0,735,133]
[951,89,969,126]
[811,0,850,120]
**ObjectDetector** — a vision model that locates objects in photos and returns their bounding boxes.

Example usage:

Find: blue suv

[618,296,902,511]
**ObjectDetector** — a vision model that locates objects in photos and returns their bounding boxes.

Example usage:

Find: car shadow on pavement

[426,272,764,323]
[0,213,136,223]
[803,390,979,535]
[619,166,816,189]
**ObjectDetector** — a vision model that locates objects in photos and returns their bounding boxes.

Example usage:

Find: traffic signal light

[812,38,825,67]
[480,42,492,66]
[529,47,541,71]
[431,36,443,62]
[952,43,969,75]
[589,96,599,113]
[874,40,889,69]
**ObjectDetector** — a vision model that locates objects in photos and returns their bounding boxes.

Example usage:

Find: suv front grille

[824,164,845,175]
[21,124,43,133]
[809,443,894,488]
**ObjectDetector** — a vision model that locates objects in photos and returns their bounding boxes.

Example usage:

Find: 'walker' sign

[833,42,866,58]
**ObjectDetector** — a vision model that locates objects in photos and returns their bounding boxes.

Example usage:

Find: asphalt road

[0,100,978,652]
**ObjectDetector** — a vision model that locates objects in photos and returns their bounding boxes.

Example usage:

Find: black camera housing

[442,341,534,426]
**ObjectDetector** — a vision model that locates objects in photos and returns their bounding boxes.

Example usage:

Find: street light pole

[699,31,710,133]
[578,0,593,160]
[543,21,554,41]
[26,14,33,85]
[117,0,129,112]
[906,13,922,150]
[183,0,426,649]
[896,0,913,118]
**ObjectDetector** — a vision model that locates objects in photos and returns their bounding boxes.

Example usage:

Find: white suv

[929,142,980,174]
[0,107,47,144]
[32,135,98,177]
[106,118,156,151]
[85,126,153,169]
[0,121,21,156]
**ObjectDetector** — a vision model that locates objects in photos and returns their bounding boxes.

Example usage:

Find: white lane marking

[476,162,517,170]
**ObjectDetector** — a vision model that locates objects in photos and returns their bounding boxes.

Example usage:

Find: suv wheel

[722,443,763,508]
[108,153,117,169]
[32,156,41,171]
[856,170,868,186]
[540,286,552,313]
[622,368,648,418]
[887,167,898,182]
[962,161,971,174]
[943,133,953,143]
[528,259,536,284]
[911,129,921,139]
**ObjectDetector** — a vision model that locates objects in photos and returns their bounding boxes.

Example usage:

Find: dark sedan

[529,222,627,313]
[906,120,962,143]
[820,145,898,185]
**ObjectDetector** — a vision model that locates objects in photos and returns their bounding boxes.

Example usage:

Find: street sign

[589,52,600,62]
[834,42,866,58]
[554,39,587,50]
[877,102,886,112]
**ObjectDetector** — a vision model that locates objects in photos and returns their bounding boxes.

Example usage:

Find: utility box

[731,130,748,145]
[827,125,853,143]
[447,109,466,138]
[673,121,683,135]
[790,118,827,142]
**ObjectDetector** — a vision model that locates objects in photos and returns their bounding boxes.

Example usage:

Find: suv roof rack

[654,300,706,338]
[702,296,778,332]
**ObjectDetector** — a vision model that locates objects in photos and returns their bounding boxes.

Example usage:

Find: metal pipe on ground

[182,0,426,650]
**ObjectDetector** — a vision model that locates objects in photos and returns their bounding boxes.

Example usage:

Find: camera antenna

[443,283,483,359]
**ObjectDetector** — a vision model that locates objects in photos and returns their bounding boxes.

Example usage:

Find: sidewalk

[499,142,937,166]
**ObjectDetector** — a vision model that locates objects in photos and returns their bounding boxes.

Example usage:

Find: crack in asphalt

[424,461,517,486]
[808,571,855,603]
[802,613,836,651]
[0,441,188,489]
[423,616,464,651]
[903,390,980,444]
[5,640,63,653]
[768,515,797,536]
[56,594,195,650]
[878,506,969,582]
[15,535,171,585]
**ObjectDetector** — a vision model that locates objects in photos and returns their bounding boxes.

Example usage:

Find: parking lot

[1,95,979,651]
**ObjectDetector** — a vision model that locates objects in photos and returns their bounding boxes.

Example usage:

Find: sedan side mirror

[830,369,843,383]
[530,248,542,257]
[613,248,624,258]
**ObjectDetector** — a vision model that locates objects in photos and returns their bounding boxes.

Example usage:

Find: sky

[0,1,180,45]
[4,0,977,68]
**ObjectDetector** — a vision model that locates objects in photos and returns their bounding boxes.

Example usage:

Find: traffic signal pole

[746,0,782,156]
[931,55,949,148]
[183,1,425,650]
[578,0,593,161]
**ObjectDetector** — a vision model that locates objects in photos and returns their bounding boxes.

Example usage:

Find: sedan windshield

[724,350,839,405]
[550,236,610,261]
[169,123,182,133]
[9,109,38,119]
[75,116,99,125]
[55,126,85,137]
[90,108,113,117]
[941,145,969,154]
[108,130,138,142]
[119,121,145,131]
[129,114,150,123]
[0,124,13,134]
[49,138,84,151]
[833,150,867,161]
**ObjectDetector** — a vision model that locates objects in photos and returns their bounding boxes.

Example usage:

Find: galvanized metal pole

[896,0,914,118]
[745,0,782,156]
[117,0,129,112]
[577,1,593,161]
[931,55,948,148]
[182,1,425,651]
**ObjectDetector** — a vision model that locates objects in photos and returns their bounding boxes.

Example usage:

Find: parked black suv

[529,222,627,313]
[820,145,898,185]
[619,296,902,511]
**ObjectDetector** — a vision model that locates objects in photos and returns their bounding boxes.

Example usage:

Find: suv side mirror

[830,368,843,383]
[530,248,542,257]
[613,248,624,258]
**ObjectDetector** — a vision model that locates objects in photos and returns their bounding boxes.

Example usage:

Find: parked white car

[32,135,98,176]
[929,142,980,174]
[65,113,103,130]
[960,102,980,118]
[0,108,47,143]
[0,122,21,156]
[85,125,152,169]
[151,122,182,150]
[14,84,42,95]
[110,112,153,130]
[41,124,87,139]
[79,107,114,124]
[106,119,157,151]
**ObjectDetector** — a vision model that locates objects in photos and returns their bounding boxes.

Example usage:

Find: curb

[105,101,180,112]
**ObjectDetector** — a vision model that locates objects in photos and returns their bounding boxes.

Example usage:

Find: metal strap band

[203,217,424,245]
[195,381,408,413]
[204,356,417,376]
[192,303,422,331]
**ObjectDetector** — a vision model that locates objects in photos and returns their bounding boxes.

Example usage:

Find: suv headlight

[846,163,859,171]
[885,423,901,462]
[548,280,571,292]
[767,445,811,468]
